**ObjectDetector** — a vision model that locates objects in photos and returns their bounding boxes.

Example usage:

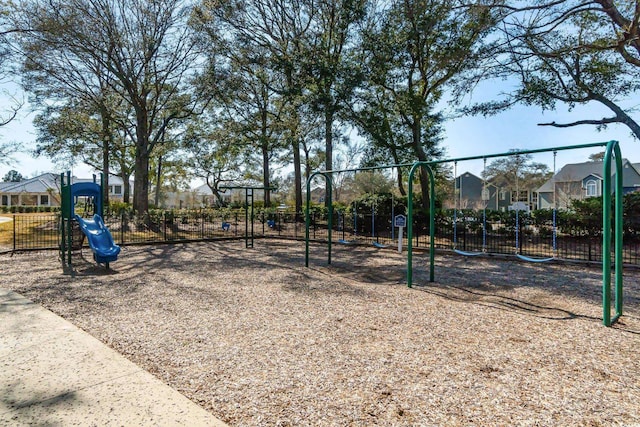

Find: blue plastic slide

[74,214,121,264]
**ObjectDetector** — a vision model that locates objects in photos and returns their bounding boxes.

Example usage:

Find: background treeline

[0,1,638,215]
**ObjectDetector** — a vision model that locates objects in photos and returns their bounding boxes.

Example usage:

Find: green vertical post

[327,175,333,265]
[602,140,624,326]
[66,171,73,267]
[59,173,66,265]
[305,172,333,267]
[305,182,311,267]
[613,142,624,323]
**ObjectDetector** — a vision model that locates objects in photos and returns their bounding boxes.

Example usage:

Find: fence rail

[1,209,639,265]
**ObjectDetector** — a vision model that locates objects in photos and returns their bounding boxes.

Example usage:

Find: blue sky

[1,84,637,183]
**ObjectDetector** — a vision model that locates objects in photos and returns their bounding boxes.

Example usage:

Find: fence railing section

[1,210,639,265]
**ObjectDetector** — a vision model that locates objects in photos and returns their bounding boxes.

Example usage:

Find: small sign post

[394,214,407,253]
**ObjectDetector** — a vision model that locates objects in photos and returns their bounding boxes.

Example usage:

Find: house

[0,173,130,208]
[454,172,537,211]
[106,176,131,201]
[0,173,62,208]
[537,160,640,209]
[178,183,270,208]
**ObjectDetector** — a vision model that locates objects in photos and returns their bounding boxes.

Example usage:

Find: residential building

[454,172,536,212]
[0,173,130,208]
[537,160,640,209]
[0,173,62,208]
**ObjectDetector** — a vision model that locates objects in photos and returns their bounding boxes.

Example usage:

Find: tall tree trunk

[122,172,131,204]
[134,144,150,214]
[410,119,430,210]
[390,147,406,196]
[324,109,333,207]
[261,107,271,207]
[262,142,271,207]
[133,108,150,214]
[293,136,303,214]
[154,155,162,208]
[100,108,110,212]
[396,166,406,197]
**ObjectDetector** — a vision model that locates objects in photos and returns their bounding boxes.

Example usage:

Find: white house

[0,173,130,208]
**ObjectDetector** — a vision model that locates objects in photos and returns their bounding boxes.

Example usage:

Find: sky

[1,82,638,184]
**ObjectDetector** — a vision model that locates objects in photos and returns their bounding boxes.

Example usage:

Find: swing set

[452,152,559,262]
[305,140,625,327]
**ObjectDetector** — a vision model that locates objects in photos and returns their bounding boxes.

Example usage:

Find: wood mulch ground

[2,240,639,426]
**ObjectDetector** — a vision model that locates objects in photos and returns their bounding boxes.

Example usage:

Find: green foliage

[483,152,551,190]
[569,197,604,237]
[107,201,132,215]
[2,169,23,182]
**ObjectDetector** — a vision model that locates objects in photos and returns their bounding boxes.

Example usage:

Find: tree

[483,152,551,198]
[193,0,314,213]
[201,40,286,207]
[304,0,366,205]
[475,1,640,139]
[356,0,498,209]
[14,0,204,213]
[1,2,24,161]
[2,169,22,182]
[0,140,18,165]
[184,117,244,207]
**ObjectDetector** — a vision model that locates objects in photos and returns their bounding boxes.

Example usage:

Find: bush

[108,201,132,215]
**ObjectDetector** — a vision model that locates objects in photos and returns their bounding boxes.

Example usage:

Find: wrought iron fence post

[163,212,167,241]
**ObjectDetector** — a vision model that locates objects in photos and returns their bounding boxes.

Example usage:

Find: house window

[40,195,49,206]
[481,187,490,201]
[586,179,598,197]
[22,195,37,206]
[110,185,122,195]
[1,195,7,206]
[500,190,506,201]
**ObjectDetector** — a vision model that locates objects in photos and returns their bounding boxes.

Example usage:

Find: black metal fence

[1,209,639,265]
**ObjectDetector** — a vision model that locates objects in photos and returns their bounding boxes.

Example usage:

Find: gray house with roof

[455,171,538,212]
[537,160,640,209]
[455,172,499,210]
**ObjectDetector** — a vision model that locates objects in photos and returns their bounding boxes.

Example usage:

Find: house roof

[0,173,61,194]
[455,171,497,188]
[537,159,640,193]
[0,173,104,194]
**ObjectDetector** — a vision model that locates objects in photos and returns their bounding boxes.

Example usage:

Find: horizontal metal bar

[316,141,614,175]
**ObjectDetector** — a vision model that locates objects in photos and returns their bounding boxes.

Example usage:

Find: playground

[2,239,639,425]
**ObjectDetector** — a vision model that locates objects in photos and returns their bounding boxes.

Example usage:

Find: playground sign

[394,215,406,228]
[395,215,406,253]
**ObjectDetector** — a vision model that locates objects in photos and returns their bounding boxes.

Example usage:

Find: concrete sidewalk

[0,289,227,426]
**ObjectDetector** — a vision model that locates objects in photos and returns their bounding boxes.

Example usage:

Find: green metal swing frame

[305,140,624,327]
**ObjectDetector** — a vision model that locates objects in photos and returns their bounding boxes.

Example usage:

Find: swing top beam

[314,141,611,175]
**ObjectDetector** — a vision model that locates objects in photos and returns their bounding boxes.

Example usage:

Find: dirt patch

[2,240,639,426]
